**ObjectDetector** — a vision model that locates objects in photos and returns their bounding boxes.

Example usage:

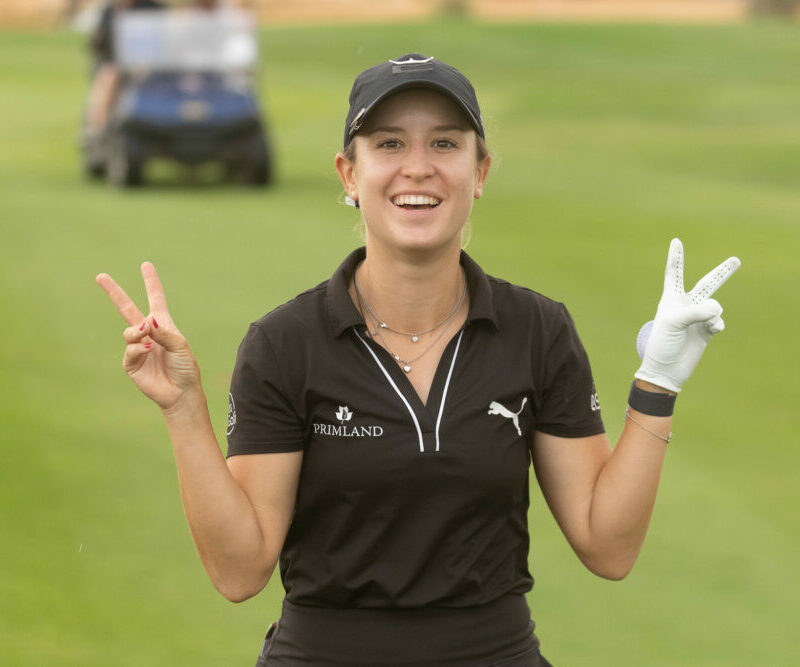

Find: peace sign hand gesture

[634,238,741,393]
[96,262,202,412]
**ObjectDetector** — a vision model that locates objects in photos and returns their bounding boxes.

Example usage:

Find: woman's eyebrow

[364,125,403,135]
[365,124,469,135]
[433,124,469,132]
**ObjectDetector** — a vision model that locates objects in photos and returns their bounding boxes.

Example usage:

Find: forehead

[361,88,472,132]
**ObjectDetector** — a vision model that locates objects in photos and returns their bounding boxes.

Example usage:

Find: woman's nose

[400,145,435,180]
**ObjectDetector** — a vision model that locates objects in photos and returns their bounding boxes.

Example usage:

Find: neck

[354,244,466,333]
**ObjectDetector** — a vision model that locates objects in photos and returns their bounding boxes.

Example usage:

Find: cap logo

[389,55,435,74]
[349,107,367,135]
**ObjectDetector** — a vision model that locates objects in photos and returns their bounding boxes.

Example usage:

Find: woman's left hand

[634,238,741,393]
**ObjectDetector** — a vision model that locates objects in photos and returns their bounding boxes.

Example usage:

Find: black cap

[343,54,484,148]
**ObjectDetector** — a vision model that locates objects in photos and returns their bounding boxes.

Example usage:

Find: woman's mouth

[392,194,441,210]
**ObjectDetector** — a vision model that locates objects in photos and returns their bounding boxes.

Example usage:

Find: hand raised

[96,262,202,411]
[635,238,741,393]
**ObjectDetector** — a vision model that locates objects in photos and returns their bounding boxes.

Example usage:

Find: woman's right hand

[96,262,202,413]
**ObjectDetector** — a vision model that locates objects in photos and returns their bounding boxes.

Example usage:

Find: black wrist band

[628,381,676,417]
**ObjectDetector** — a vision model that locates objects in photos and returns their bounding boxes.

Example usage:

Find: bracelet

[625,406,671,444]
[628,380,676,417]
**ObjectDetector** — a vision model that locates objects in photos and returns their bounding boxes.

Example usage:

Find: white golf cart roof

[114,9,258,71]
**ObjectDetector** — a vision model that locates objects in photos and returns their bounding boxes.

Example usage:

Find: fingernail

[152,318,159,329]
[144,342,152,349]
[140,322,146,331]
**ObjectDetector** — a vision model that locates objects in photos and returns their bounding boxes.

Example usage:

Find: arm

[96,263,300,602]
[532,240,740,580]
[164,397,302,602]
[532,384,669,581]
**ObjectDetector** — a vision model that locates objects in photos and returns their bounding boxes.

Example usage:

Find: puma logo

[488,397,528,436]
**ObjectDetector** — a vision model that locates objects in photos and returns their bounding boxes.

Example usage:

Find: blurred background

[1,1,799,665]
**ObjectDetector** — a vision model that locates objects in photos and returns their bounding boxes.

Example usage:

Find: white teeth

[393,194,440,207]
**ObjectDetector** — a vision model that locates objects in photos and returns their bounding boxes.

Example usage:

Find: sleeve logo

[227,393,237,435]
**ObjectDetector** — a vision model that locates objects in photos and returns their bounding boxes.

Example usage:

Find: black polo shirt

[227,248,604,610]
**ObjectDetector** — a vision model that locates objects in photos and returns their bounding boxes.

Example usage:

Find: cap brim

[347,80,483,145]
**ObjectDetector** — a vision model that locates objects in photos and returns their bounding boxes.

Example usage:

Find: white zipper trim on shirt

[435,329,464,452]
[354,329,425,452]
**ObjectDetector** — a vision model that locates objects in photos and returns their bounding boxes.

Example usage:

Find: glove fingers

[688,256,742,304]
[663,238,685,296]
[673,299,723,327]
[706,315,725,335]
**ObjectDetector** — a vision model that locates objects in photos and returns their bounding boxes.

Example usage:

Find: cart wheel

[106,134,143,187]
[82,131,106,180]
[244,131,272,186]
[85,159,106,180]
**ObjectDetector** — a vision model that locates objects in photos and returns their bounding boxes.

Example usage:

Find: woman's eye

[435,139,457,149]
[378,139,401,149]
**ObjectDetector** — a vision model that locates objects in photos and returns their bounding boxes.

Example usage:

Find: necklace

[353,264,468,373]
[353,263,467,343]
[367,304,459,373]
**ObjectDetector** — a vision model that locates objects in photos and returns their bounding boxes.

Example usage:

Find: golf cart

[83,7,272,187]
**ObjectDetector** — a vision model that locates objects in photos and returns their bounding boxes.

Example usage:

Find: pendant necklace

[368,307,457,373]
[353,263,467,344]
[353,264,467,373]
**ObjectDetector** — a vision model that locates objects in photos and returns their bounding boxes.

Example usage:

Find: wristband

[627,381,676,417]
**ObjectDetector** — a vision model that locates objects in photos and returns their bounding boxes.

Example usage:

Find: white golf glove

[635,238,741,393]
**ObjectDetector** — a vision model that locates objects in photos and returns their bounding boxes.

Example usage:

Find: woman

[96,54,740,666]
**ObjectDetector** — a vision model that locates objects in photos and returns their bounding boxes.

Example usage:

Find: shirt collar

[327,247,500,337]
[461,250,500,331]
[327,247,368,336]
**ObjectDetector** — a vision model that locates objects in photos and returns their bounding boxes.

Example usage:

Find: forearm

[162,392,274,601]
[96,265,287,601]
[585,404,670,578]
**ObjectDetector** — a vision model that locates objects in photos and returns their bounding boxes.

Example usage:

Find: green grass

[1,20,798,666]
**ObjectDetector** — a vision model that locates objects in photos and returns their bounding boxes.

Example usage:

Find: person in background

[86,0,164,139]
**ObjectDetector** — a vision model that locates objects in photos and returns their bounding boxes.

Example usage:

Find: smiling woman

[335,87,490,269]
[96,52,740,667]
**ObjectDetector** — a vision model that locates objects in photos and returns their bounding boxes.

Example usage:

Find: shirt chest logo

[313,406,384,438]
[488,397,528,436]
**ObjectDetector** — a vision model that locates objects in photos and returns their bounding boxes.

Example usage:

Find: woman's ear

[335,152,358,203]
[473,155,491,199]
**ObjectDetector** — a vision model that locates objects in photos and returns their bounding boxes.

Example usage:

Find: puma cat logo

[488,397,528,436]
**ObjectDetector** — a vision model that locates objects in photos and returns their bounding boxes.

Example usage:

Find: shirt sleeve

[534,303,605,438]
[90,6,114,61]
[226,323,305,457]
